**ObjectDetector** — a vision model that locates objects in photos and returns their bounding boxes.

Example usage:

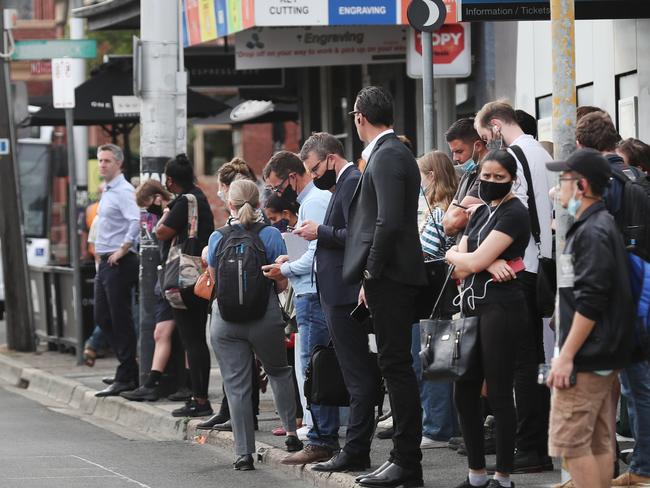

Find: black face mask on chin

[313,168,337,191]
[279,180,299,206]
[147,204,163,217]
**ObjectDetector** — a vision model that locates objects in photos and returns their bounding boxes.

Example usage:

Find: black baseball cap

[546,148,612,188]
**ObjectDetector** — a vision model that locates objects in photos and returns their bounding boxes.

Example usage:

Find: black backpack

[214,222,271,322]
[612,168,650,262]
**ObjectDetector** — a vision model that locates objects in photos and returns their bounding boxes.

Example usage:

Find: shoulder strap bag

[509,145,556,318]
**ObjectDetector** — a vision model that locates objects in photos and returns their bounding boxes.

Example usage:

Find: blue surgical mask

[462,159,477,173]
[567,188,581,217]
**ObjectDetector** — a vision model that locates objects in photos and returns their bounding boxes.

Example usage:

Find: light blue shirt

[280,181,331,296]
[95,173,140,254]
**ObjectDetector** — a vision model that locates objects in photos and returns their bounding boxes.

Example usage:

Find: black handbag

[304,343,350,407]
[419,265,479,381]
[509,145,556,318]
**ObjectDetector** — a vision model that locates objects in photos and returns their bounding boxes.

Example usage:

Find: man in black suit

[294,132,377,473]
[343,86,427,488]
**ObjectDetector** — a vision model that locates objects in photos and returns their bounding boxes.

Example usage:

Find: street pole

[0,13,34,351]
[422,31,435,153]
[136,0,180,384]
[551,0,576,483]
[65,107,84,365]
[70,1,88,191]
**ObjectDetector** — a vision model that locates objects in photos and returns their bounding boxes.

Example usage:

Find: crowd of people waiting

[86,86,650,488]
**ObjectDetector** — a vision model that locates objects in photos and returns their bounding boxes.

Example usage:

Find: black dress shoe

[486,450,554,474]
[95,381,136,397]
[376,427,394,439]
[233,454,255,471]
[196,413,230,430]
[312,450,371,472]
[357,462,423,488]
[356,461,392,482]
[120,385,160,402]
[102,376,115,385]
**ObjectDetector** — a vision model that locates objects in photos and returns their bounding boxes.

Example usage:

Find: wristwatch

[363,269,374,281]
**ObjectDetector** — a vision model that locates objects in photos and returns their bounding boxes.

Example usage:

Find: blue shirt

[207,223,287,268]
[280,181,331,296]
[95,173,140,254]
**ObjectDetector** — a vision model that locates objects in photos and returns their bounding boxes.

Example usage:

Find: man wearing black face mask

[294,133,378,473]
[262,151,339,465]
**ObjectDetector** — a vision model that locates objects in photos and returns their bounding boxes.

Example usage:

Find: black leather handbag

[419,265,479,381]
[304,343,350,407]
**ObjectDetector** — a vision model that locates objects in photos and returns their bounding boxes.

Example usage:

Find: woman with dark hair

[264,194,299,233]
[445,149,531,488]
[157,154,215,417]
[616,137,650,174]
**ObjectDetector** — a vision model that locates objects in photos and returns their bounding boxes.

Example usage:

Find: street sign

[459,0,650,21]
[0,139,9,155]
[407,0,447,32]
[12,39,97,61]
[52,59,75,109]
[407,23,471,78]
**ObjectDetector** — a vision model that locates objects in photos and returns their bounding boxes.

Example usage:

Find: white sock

[494,473,511,487]
[468,472,488,486]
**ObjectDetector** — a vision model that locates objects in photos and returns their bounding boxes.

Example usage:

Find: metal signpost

[52,58,85,365]
[407,0,446,153]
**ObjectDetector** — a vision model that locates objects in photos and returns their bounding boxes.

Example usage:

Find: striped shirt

[420,206,449,260]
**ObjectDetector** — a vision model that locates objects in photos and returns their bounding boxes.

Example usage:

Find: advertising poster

[215,0,228,37]
[329,0,397,25]
[198,0,218,42]
[255,0,329,26]
[185,0,202,45]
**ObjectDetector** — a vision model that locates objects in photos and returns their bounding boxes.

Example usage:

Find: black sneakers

[171,399,213,418]
[234,454,255,471]
[486,450,554,474]
[167,387,193,402]
[285,435,304,452]
[120,385,160,402]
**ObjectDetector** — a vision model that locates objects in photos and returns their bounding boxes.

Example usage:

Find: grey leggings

[210,294,297,455]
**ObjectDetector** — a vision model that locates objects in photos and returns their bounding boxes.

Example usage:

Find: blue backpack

[628,253,650,360]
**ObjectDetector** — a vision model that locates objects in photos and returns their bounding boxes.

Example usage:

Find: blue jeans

[295,293,340,449]
[620,360,650,478]
[86,324,109,352]
[411,323,460,441]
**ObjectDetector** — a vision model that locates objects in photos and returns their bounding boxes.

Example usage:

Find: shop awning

[72,0,140,31]
[25,58,229,127]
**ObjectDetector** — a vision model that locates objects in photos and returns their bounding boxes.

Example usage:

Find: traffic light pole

[136,0,180,384]
[422,31,435,153]
[0,14,34,351]
[551,0,577,483]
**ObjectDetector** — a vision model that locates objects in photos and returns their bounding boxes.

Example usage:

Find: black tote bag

[419,265,479,381]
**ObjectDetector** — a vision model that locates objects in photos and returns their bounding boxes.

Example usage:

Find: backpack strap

[509,145,542,250]
[184,193,199,239]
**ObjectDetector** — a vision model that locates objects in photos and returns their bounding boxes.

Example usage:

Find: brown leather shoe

[281,444,334,465]
[611,471,650,487]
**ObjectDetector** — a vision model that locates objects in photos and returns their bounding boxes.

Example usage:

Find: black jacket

[316,165,362,306]
[342,133,427,286]
[558,202,635,372]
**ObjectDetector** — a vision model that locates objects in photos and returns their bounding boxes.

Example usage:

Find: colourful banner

[185,0,202,45]
[215,0,228,37]
[198,0,218,41]
[241,0,255,29]
[181,0,189,46]
[227,0,243,33]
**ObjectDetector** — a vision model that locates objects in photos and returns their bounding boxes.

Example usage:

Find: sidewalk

[0,322,565,487]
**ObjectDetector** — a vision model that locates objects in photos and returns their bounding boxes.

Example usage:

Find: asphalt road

[0,380,307,488]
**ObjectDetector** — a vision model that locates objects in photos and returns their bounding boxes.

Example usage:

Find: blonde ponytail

[228,179,261,227]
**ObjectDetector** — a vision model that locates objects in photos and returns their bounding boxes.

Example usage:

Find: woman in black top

[157,154,215,418]
[446,149,531,488]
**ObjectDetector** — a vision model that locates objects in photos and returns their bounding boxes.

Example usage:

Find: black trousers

[322,301,377,457]
[515,271,551,456]
[364,278,422,471]
[172,290,211,399]
[455,300,526,474]
[94,253,139,383]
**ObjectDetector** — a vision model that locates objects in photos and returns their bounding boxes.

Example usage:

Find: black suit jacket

[342,133,427,287]
[316,164,362,306]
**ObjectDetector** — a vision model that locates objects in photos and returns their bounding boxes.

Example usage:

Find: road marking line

[7,475,118,480]
[71,455,153,488]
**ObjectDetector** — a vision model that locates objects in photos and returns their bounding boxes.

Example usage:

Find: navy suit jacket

[316,164,362,307]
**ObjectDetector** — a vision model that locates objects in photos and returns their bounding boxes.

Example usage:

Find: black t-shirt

[462,197,531,307]
[161,185,214,261]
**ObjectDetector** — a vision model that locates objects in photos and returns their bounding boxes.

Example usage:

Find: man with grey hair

[94,143,141,397]
[294,133,377,473]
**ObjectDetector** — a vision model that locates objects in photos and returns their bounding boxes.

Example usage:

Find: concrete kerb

[0,353,359,488]
[185,423,358,488]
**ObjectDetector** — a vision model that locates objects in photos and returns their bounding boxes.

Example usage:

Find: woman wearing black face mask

[445,149,531,488]
[264,194,299,232]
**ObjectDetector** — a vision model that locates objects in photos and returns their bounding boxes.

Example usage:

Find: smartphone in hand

[350,302,370,323]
